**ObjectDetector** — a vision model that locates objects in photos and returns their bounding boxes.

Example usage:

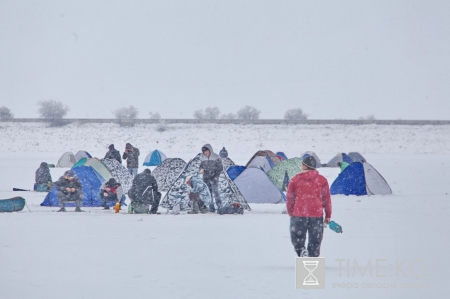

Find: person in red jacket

[286,156,332,257]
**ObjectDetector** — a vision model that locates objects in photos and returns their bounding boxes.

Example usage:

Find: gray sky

[1,0,449,119]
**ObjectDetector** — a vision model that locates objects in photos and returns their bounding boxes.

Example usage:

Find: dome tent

[326,153,352,167]
[348,152,367,163]
[234,168,285,204]
[75,150,92,161]
[160,154,250,211]
[245,150,281,169]
[101,158,133,194]
[143,149,167,166]
[56,152,77,168]
[330,162,392,196]
[267,158,302,191]
[152,158,186,192]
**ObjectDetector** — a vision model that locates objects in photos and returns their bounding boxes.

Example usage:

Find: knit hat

[302,156,317,170]
[126,143,132,149]
[66,170,76,178]
[109,144,115,150]
[219,147,228,158]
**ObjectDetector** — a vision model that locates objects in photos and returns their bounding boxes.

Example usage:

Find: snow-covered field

[1,123,449,299]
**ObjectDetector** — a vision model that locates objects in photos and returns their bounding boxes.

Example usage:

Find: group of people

[104,143,140,177]
[35,143,333,257]
[34,143,225,215]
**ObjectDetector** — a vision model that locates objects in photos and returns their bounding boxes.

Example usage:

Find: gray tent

[348,152,367,163]
[234,168,284,203]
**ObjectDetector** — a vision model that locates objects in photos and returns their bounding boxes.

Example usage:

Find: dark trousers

[204,177,221,211]
[58,191,83,209]
[290,217,324,257]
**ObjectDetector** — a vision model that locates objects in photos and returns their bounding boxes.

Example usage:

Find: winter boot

[74,207,85,212]
[300,248,309,257]
[188,201,199,214]
[57,207,66,212]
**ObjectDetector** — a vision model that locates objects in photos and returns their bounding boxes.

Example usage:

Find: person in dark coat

[99,178,124,210]
[199,144,223,212]
[286,156,332,257]
[35,162,52,192]
[104,144,122,163]
[55,170,84,212]
[122,143,140,177]
[128,169,160,214]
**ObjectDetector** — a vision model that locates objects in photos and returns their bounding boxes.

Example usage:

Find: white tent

[75,150,92,161]
[56,152,77,168]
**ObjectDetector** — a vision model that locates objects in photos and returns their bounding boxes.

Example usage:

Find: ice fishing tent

[143,150,167,166]
[56,152,77,168]
[102,158,133,194]
[152,158,186,192]
[75,150,92,161]
[247,156,273,173]
[301,151,322,168]
[234,168,285,203]
[221,157,235,171]
[267,158,302,191]
[227,165,246,181]
[276,152,288,161]
[41,166,106,207]
[348,152,367,163]
[326,153,352,167]
[245,150,281,169]
[160,154,250,211]
[330,162,392,196]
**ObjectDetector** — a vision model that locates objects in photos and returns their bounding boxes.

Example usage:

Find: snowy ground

[1,123,450,298]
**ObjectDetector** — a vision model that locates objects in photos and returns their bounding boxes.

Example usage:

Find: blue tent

[143,150,167,166]
[227,165,246,181]
[276,152,288,161]
[330,162,392,196]
[40,166,105,207]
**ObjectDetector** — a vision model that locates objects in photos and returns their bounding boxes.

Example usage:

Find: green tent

[267,158,302,191]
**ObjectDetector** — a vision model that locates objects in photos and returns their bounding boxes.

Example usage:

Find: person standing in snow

[128,169,160,214]
[286,156,332,257]
[35,162,52,192]
[122,143,140,177]
[199,144,223,212]
[185,174,211,214]
[104,144,122,163]
[99,178,124,210]
[55,170,84,212]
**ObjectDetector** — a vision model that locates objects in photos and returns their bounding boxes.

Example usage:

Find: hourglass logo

[295,258,325,289]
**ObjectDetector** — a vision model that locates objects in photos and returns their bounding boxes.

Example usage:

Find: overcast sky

[1,0,449,119]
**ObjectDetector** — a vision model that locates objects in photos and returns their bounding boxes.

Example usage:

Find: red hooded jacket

[286,170,332,218]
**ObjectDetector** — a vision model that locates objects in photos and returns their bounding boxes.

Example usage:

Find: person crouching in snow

[100,178,124,210]
[128,169,161,214]
[185,175,211,214]
[286,156,332,257]
[55,170,84,212]
[35,162,52,192]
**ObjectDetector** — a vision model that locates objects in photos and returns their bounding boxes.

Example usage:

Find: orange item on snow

[115,202,120,213]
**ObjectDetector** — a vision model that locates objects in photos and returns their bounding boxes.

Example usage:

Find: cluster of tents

[44,148,392,210]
